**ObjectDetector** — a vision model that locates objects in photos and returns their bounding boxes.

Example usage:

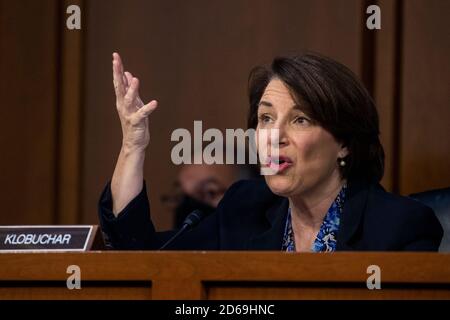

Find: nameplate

[0,226,103,252]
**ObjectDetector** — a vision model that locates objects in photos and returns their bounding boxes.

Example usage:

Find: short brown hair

[247,53,384,183]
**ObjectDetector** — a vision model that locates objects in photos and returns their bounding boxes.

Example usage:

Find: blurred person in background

[163,163,258,228]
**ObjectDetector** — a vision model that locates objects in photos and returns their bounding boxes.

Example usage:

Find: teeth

[272,158,284,164]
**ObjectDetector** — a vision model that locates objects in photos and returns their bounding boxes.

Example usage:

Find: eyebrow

[258,100,273,107]
[258,100,303,111]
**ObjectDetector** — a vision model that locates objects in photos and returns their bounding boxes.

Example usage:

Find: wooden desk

[0,252,449,299]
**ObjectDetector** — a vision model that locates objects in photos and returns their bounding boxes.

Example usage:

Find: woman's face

[256,78,348,198]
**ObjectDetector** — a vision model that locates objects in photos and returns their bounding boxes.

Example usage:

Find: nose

[272,122,288,148]
[256,121,289,157]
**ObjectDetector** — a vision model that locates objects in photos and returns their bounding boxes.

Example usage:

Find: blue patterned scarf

[282,184,347,252]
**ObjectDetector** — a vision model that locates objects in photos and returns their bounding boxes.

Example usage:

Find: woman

[98,52,443,251]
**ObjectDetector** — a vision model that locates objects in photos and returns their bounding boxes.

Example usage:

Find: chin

[264,175,296,197]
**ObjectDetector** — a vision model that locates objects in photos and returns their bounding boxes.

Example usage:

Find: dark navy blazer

[98,178,443,251]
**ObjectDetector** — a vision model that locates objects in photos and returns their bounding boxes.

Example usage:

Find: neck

[289,173,345,229]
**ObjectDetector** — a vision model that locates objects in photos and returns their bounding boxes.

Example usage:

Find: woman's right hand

[110,53,158,215]
[112,52,158,153]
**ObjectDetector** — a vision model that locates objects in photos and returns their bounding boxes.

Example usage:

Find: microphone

[158,209,207,250]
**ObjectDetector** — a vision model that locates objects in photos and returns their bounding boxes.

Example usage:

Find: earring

[339,159,346,167]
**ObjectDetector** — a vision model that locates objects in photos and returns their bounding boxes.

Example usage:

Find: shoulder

[368,185,436,223]
[218,178,281,210]
[363,184,443,249]
[224,178,274,198]
[367,184,436,220]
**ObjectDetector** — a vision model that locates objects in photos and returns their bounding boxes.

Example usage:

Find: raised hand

[110,52,158,214]
[112,52,158,153]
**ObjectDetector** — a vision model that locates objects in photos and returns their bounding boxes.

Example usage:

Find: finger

[125,72,144,108]
[122,74,129,90]
[125,71,133,84]
[113,52,125,74]
[113,60,126,97]
[123,77,140,109]
[112,53,126,98]
[136,96,144,109]
[137,100,158,118]
[124,71,133,91]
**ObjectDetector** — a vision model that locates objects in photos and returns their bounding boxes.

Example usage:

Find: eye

[258,114,273,124]
[294,116,310,125]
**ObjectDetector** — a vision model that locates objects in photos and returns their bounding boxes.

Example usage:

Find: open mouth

[264,156,293,173]
[272,157,289,165]
[270,156,292,164]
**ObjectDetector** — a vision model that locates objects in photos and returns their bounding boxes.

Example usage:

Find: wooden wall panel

[0,0,59,224]
[399,0,450,194]
[57,0,85,224]
[374,0,399,192]
[81,0,365,228]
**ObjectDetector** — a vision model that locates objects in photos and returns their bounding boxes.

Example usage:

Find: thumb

[137,100,158,118]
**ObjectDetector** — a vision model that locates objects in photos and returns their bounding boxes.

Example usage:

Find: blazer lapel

[247,197,289,250]
[246,179,371,251]
[336,179,370,251]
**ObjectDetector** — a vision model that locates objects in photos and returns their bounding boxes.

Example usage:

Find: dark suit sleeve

[400,205,444,251]
[98,181,176,249]
[98,180,245,250]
